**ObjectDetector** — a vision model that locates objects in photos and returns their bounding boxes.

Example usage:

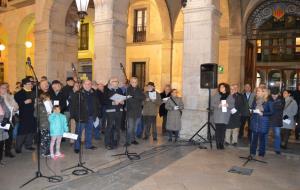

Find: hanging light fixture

[25,41,33,49]
[75,0,90,22]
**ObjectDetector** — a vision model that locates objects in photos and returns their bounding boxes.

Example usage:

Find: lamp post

[75,0,90,23]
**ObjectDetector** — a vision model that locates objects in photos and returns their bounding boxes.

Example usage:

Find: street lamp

[0,43,5,58]
[75,0,90,22]
[25,41,32,49]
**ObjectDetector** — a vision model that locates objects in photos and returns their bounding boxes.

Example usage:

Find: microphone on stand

[26,57,32,67]
[71,63,77,72]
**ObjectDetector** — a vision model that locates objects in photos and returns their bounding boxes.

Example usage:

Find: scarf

[219,92,228,100]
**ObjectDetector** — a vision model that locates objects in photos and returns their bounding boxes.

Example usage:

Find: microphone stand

[61,63,94,175]
[112,63,140,160]
[21,57,62,188]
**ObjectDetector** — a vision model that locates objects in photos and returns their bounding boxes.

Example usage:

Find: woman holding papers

[250,87,273,157]
[212,83,234,150]
[165,89,184,142]
[0,96,11,165]
[281,90,298,149]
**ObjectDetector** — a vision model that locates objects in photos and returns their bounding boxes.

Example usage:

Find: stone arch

[16,13,35,80]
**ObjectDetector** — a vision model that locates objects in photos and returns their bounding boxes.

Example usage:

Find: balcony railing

[133,26,146,43]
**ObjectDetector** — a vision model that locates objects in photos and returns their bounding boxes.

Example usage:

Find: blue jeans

[271,127,281,152]
[74,117,94,150]
[250,131,268,156]
[93,118,102,140]
[127,117,139,143]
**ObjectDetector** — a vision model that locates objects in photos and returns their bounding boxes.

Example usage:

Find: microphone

[26,57,32,67]
[120,63,124,70]
[71,63,76,72]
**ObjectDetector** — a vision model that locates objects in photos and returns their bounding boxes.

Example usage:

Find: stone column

[181,0,220,139]
[93,18,127,83]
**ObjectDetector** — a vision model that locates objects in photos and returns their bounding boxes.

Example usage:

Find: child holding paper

[49,105,68,160]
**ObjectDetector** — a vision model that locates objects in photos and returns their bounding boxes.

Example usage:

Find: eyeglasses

[111,81,119,83]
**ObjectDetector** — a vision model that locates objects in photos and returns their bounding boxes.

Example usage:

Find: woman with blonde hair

[250,87,273,157]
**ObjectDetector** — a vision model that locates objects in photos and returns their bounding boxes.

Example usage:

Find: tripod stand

[21,57,62,188]
[61,64,94,176]
[112,63,140,160]
[189,88,215,149]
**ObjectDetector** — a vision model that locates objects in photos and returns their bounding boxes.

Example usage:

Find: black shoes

[153,138,157,141]
[87,146,97,150]
[105,145,113,150]
[5,152,15,158]
[15,149,22,154]
[74,149,80,154]
[131,140,139,145]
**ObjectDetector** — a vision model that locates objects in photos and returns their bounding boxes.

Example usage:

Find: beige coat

[165,97,184,131]
[142,91,161,116]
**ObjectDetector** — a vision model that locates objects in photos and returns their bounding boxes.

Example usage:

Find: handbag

[170,97,182,116]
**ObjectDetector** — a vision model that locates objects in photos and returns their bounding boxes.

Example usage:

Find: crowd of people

[0,76,184,164]
[212,82,300,157]
[1,74,300,165]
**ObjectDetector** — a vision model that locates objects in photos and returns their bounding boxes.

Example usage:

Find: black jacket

[269,97,284,128]
[70,89,100,122]
[159,92,171,117]
[50,90,67,113]
[103,86,124,113]
[227,93,244,129]
[126,85,145,118]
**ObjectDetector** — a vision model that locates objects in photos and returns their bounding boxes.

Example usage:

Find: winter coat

[165,97,184,131]
[126,85,145,118]
[14,89,36,135]
[50,90,67,113]
[103,86,124,113]
[142,91,161,116]
[212,93,235,125]
[159,92,171,117]
[49,113,68,136]
[0,97,10,141]
[227,93,244,129]
[34,101,50,130]
[70,89,100,123]
[282,97,298,129]
[269,97,284,128]
[242,92,255,117]
[250,99,273,133]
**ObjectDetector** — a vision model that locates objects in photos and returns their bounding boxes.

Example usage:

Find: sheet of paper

[110,94,130,102]
[283,119,291,125]
[44,100,53,114]
[174,106,179,110]
[149,91,157,100]
[253,109,261,114]
[93,117,100,128]
[0,124,10,130]
[231,108,237,114]
[162,97,169,102]
[63,132,78,140]
[221,100,227,113]
[53,100,59,106]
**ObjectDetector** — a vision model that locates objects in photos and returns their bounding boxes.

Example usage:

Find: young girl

[250,87,272,157]
[165,89,184,142]
[49,105,68,160]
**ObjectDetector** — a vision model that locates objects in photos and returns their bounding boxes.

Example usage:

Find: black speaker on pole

[200,63,218,89]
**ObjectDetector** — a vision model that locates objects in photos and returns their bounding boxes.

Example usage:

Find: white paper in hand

[253,109,261,114]
[221,100,227,113]
[110,94,128,102]
[44,100,53,114]
[231,108,237,114]
[53,100,59,106]
[174,106,179,110]
[93,117,100,128]
[162,97,169,102]
[149,91,157,100]
[63,133,78,140]
[283,119,291,125]
[0,124,10,130]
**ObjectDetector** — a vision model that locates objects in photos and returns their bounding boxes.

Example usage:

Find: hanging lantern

[75,0,90,22]
[25,41,32,48]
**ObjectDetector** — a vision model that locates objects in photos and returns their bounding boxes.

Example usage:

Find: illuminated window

[133,9,147,43]
[257,40,261,53]
[296,37,300,53]
[79,23,89,50]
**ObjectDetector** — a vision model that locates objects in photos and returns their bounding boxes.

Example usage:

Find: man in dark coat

[70,80,100,153]
[103,78,124,150]
[159,85,171,135]
[50,80,67,113]
[14,78,36,153]
[126,77,145,145]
